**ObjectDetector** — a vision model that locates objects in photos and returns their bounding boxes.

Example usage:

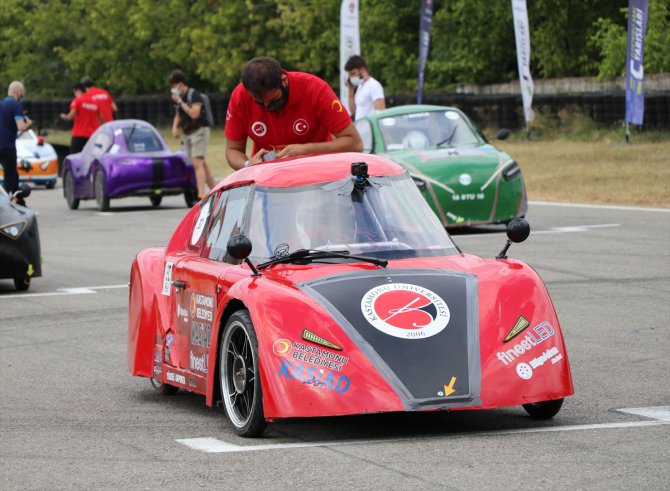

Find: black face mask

[260,84,289,113]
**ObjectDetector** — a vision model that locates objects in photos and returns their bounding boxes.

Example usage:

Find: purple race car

[62,119,198,211]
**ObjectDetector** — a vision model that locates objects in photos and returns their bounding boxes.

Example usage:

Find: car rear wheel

[184,190,198,208]
[522,398,564,419]
[219,310,266,437]
[94,171,110,211]
[13,277,30,291]
[45,180,56,190]
[149,195,163,207]
[149,377,178,395]
[63,171,79,210]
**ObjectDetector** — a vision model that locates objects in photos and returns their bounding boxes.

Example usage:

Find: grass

[45,110,670,208]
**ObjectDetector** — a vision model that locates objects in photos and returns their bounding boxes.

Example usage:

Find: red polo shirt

[87,86,115,122]
[70,93,101,138]
[225,71,352,155]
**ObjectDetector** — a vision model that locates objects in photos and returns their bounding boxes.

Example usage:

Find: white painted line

[176,406,670,454]
[614,406,670,422]
[0,283,127,299]
[529,201,670,213]
[532,223,621,235]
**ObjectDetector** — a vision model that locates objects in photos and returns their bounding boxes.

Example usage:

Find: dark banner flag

[625,0,649,125]
[417,0,433,104]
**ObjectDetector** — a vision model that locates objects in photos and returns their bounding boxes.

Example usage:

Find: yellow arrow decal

[27,264,34,277]
[443,376,457,397]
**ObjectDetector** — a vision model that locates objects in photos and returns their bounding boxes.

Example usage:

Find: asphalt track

[1,185,668,490]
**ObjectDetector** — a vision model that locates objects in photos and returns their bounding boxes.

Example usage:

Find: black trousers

[70,136,89,155]
[0,147,18,194]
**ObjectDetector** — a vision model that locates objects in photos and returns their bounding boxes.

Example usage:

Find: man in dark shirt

[168,70,215,200]
[0,81,32,194]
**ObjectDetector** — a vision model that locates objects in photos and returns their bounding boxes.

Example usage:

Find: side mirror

[15,182,31,199]
[39,129,49,137]
[496,218,530,259]
[227,235,261,277]
[496,129,510,140]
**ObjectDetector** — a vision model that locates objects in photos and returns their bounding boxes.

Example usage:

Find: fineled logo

[361,283,450,339]
[302,329,342,351]
[503,315,530,342]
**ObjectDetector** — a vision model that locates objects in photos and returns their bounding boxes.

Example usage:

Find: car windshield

[378,110,482,151]
[246,173,459,261]
[122,126,164,153]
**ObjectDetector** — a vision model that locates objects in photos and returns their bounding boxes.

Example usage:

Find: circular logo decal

[361,283,450,339]
[293,119,309,135]
[516,363,533,380]
[190,294,197,317]
[251,121,267,137]
[459,173,472,186]
[273,339,291,356]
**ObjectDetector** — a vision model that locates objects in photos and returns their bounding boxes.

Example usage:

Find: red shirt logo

[251,121,267,137]
[293,119,309,135]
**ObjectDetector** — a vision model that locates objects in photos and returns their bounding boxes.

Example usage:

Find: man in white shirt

[345,55,386,121]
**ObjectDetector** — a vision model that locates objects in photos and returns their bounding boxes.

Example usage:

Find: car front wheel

[94,171,110,211]
[219,310,266,437]
[184,190,198,208]
[63,171,79,210]
[14,277,30,291]
[149,377,178,395]
[522,398,564,419]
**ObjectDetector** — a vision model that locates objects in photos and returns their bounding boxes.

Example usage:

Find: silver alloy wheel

[220,319,257,429]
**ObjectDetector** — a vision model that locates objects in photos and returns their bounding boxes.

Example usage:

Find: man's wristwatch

[243,160,250,168]
[177,99,183,105]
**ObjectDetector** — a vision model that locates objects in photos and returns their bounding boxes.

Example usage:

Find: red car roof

[215,152,405,190]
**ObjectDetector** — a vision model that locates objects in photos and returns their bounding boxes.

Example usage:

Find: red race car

[128,152,573,437]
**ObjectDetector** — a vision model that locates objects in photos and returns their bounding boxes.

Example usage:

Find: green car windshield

[246,173,459,261]
[378,110,482,151]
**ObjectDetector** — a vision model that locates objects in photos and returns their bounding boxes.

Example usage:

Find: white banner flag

[511,0,534,123]
[340,0,360,114]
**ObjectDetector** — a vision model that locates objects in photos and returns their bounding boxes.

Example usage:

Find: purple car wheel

[63,171,79,210]
[94,171,110,212]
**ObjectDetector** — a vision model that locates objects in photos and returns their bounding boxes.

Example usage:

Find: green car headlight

[0,221,27,239]
[503,161,521,181]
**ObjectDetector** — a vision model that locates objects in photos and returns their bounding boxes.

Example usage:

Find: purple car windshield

[122,126,164,153]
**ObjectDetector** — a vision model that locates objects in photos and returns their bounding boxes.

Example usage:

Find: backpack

[187,88,214,127]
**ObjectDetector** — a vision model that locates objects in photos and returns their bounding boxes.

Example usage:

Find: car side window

[188,193,216,252]
[355,119,373,153]
[90,132,112,158]
[204,186,250,263]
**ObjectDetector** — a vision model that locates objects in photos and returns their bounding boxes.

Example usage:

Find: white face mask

[349,76,364,87]
[170,87,181,96]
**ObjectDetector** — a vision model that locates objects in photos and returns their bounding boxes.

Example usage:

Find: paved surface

[1,186,669,490]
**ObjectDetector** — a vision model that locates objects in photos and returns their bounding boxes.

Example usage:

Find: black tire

[63,171,79,210]
[14,277,30,291]
[184,189,198,208]
[45,180,56,190]
[94,170,110,211]
[522,398,564,419]
[149,195,163,207]
[149,377,179,395]
[219,310,266,437]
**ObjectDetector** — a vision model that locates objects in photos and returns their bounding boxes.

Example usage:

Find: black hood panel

[299,268,480,408]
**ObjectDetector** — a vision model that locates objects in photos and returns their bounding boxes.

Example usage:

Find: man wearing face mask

[168,70,216,200]
[0,81,32,194]
[344,55,386,121]
[225,56,362,171]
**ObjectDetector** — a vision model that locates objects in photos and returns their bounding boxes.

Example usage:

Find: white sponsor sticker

[190,201,211,245]
[161,261,174,296]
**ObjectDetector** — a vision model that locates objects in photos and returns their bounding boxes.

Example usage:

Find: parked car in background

[355,105,527,228]
[0,129,58,189]
[62,119,198,211]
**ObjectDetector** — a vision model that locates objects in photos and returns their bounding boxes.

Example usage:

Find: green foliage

[0,0,667,98]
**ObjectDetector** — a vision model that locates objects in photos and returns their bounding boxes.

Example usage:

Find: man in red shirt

[60,82,104,154]
[225,57,362,170]
[81,76,117,122]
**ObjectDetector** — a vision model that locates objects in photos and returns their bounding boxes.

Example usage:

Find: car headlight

[40,161,50,170]
[0,221,27,239]
[503,161,522,181]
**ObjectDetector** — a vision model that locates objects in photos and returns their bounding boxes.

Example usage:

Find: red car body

[128,152,573,436]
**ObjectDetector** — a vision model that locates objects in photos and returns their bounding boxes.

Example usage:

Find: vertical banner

[625,0,648,125]
[417,0,433,104]
[340,0,360,114]
[511,0,535,126]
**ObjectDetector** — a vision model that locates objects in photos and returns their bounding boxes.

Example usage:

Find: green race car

[355,105,527,227]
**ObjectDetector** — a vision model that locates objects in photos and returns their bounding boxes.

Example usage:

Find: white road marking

[532,223,621,235]
[0,284,127,299]
[529,201,670,213]
[176,406,670,454]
